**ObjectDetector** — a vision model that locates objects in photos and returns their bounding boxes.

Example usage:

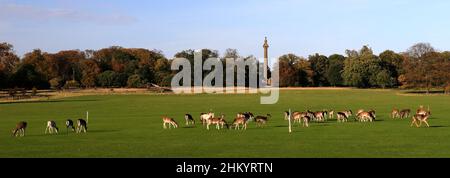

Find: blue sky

[1,0,450,59]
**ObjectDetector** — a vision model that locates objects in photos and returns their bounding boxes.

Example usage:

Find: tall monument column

[263,37,269,83]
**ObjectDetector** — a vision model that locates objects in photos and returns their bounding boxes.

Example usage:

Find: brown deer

[391,108,400,119]
[399,109,411,119]
[314,111,326,122]
[232,117,247,130]
[162,117,179,129]
[416,106,431,116]
[207,114,228,130]
[411,113,431,128]
[255,114,271,127]
[12,121,27,137]
[356,111,375,122]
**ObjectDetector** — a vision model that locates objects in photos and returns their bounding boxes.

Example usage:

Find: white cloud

[0,3,137,25]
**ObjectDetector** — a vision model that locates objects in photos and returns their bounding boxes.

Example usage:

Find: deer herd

[10,105,433,137]
[11,118,88,137]
[161,105,433,130]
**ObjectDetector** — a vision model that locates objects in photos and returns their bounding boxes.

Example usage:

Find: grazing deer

[284,111,290,120]
[411,113,431,128]
[207,114,228,130]
[232,117,247,130]
[255,114,271,127]
[184,114,195,126]
[66,119,75,133]
[356,112,374,122]
[45,120,59,134]
[391,108,400,119]
[301,115,310,127]
[399,109,411,119]
[291,112,303,124]
[416,106,431,116]
[328,110,335,119]
[162,117,179,129]
[76,119,88,133]
[12,121,27,137]
[237,112,254,122]
[200,112,214,126]
[314,111,326,122]
[356,109,365,116]
[368,110,376,120]
[306,110,316,121]
[337,112,348,122]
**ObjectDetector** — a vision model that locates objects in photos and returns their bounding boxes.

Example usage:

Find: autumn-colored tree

[80,59,100,88]
[0,42,20,88]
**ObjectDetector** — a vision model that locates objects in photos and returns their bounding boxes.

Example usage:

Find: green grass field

[1,89,449,158]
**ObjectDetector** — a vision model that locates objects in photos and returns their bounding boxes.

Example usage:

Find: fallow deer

[328,110,335,119]
[184,114,195,126]
[411,113,431,128]
[45,120,59,134]
[200,112,214,126]
[162,117,179,129]
[77,119,88,133]
[356,112,375,122]
[391,108,400,119]
[255,114,271,127]
[207,114,228,130]
[232,117,247,130]
[12,121,27,137]
[66,119,75,133]
[399,109,411,119]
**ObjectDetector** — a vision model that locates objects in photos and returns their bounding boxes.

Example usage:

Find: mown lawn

[0,89,449,158]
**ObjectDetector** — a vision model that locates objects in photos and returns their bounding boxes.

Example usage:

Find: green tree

[309,53,329,86]
[127,74,146,88]
[326,54,345,86]
[10,64,49,89]
[97,70,117,87]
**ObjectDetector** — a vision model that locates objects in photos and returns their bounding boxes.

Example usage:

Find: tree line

[278,43,450,93]
[1,42,449,92]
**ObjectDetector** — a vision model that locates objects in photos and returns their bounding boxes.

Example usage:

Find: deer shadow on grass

[428,126,447,128]
[24,129,120,137]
